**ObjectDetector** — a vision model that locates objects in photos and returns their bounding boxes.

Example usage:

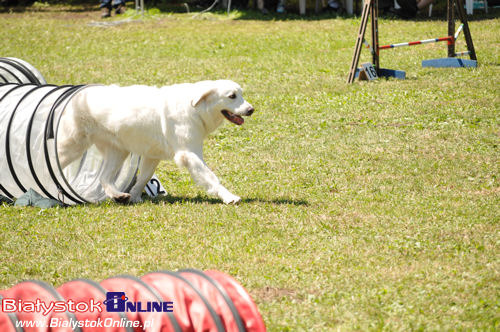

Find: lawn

[0,3,499,330]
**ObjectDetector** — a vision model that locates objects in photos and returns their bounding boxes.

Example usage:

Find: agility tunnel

[0,57,46,85]
[0,269,266,331]
[0,58,140,205]
[0,83,141,204]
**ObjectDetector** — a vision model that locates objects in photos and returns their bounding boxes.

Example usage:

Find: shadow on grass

[1,192,308,208]
[147,193,309,206]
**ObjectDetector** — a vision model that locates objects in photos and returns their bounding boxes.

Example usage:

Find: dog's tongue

[222,110,244,125]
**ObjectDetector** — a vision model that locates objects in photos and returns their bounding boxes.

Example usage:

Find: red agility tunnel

[0,270,265,332]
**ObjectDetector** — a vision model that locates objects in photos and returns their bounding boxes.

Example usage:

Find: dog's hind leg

[57,141,88,169]
[56,104,91,169]
[57,134,90,170]
[97,146,131,203]
[128,157,160,203]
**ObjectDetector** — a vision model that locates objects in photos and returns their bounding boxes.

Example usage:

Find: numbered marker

[361,63,378,81]
[144,174,166,197]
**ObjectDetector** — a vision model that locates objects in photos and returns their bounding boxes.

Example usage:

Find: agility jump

[347,0,477,83]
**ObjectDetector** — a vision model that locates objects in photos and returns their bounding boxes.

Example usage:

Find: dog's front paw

[216,186,241,204]
[113,192,131,204]
[222,193,241,205]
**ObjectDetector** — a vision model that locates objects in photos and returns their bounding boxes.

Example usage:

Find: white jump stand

[135,0,144,16]
[345,0,353,14]
[297,0,353,14]
[429,0,487,15]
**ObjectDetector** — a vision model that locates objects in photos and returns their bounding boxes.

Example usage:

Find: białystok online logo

[1,292,173,315]
[104,292,173,313]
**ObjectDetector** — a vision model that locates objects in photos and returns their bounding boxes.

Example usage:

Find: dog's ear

[191,86,215,107]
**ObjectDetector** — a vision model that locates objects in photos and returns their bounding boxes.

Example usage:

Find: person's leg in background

[100,0,112,18]
[112,0,127,15]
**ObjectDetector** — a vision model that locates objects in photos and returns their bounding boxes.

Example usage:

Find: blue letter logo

[104,292,129,312]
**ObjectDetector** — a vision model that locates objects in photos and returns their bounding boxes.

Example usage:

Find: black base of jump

[354,67,407,80]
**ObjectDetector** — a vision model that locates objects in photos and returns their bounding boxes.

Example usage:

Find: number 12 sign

[145,174,166,197]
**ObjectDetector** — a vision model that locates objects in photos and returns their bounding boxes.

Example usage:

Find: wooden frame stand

[347,0,477,83]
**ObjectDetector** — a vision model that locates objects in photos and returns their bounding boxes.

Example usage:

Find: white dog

[57,80,254,204]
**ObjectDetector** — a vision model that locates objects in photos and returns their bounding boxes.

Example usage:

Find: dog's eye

[229,93,237,99]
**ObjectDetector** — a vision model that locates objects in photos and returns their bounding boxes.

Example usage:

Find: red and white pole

[379,36,454,50]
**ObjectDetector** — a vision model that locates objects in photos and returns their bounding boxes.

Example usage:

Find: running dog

[57,80,254,204]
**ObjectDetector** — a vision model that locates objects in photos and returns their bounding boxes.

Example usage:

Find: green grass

[1,5,499,331]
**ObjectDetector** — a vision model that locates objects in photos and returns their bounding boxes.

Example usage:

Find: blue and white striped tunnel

[0,58,141,204]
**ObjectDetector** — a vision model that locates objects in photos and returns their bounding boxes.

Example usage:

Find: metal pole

[455,0,477,60]
[371,0,379,74]
[447,0,455,57]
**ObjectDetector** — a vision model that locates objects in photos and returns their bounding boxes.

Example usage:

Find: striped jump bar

[379,36,454,50]
[454,24,464,40]
[377,24,464,51]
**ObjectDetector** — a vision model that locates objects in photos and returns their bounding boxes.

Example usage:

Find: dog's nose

[246,107,254,116]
